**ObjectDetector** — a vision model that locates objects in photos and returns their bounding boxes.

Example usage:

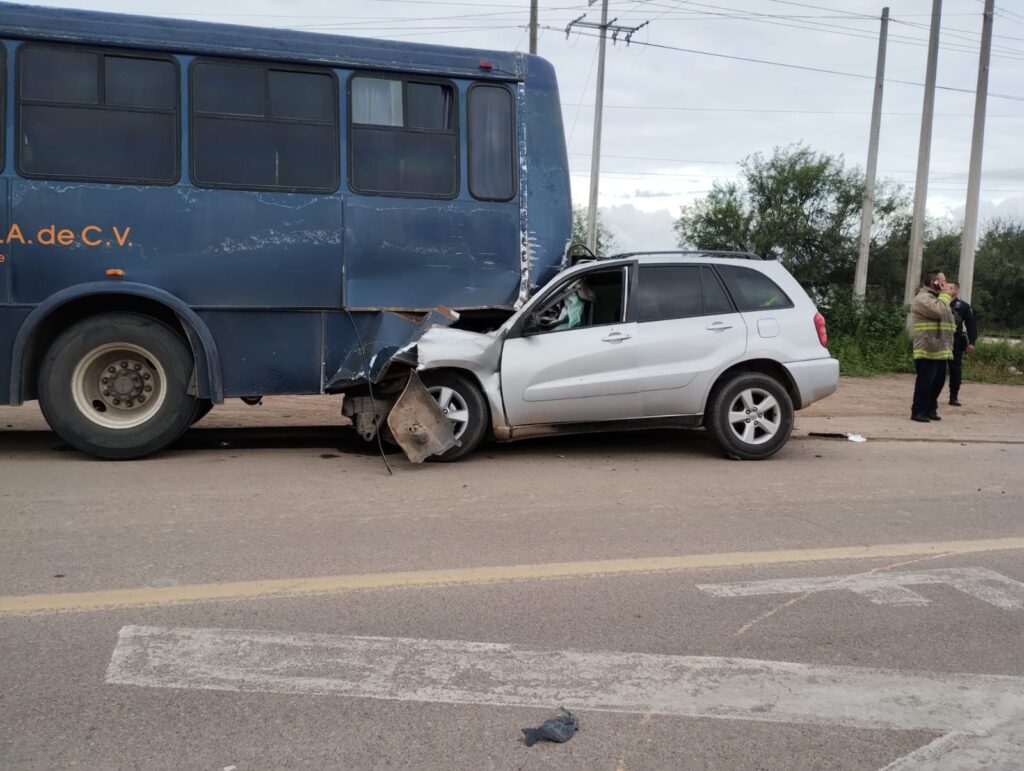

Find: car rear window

[716,265,794,311]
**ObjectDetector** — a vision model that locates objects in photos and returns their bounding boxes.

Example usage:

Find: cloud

[632,189,677,198]
[944,196,1024,225]
[600,205,677,253]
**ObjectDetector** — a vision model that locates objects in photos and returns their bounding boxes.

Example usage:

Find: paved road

[2,378,1023,769]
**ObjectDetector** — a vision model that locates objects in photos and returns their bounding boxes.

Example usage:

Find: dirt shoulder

[796,374,1024,442]
[2,375,1022,442]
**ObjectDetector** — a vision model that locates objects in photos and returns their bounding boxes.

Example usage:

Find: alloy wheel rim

[726,387,781,445]
[428,385,470,440]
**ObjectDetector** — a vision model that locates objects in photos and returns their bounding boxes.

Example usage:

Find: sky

[23,0,1024,251]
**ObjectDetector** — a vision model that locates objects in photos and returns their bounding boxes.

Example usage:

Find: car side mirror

[522,313,541,335]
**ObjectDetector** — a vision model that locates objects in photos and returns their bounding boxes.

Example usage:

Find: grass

[829,334,1024,384]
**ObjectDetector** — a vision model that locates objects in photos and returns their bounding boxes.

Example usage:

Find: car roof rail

[607,250,766,261]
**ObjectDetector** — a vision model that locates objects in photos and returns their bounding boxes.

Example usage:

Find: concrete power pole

[957,0,994,304]
[585,0,609,254]
[904,0,943,305]
[529,0,538,55]
[567,4,647,253]
[854,7,890,299]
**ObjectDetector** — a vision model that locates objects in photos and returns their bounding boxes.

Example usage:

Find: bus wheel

[38,313,200,459]
[191,399,214,425]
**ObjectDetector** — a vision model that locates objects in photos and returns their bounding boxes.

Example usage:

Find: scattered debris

[808,432,867,443]
[385,371,457,463]
[521,707,579,746]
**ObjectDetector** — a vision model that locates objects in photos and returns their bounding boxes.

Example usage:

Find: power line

[559,101,1024,117]
[572,1,1024,60]
[544,25,1024,102]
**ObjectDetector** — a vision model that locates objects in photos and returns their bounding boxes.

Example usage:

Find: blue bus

[0,4,571,458]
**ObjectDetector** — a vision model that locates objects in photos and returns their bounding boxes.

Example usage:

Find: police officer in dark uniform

[947,281,978,407]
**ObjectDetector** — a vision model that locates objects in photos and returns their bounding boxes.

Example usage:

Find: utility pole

[567,4,648,253]
[957,0,994,304]
[904,0,942,305]
[529,0,538,54]
[854,7,890,299]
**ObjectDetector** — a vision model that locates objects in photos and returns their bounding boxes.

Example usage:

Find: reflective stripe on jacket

[909,287,955,360]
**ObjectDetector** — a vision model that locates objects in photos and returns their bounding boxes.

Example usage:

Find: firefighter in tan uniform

[909,269,955,423]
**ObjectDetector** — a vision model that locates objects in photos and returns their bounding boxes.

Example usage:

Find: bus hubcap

[72,343,168,429]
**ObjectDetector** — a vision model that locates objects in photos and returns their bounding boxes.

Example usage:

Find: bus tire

[191,399,214,425]
[419,371,488,462]
[38,313,200,459]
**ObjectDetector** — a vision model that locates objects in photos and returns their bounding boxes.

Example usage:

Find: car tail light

[814,312,828,347]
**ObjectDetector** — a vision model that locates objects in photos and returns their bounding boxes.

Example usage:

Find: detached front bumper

[785,357,840,409]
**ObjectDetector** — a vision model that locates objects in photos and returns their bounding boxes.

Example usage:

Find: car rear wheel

[38,313,201,459]
[708,372,794,460]
[419,371,488,462]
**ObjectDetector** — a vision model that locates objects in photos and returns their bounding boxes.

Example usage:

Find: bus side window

[349,74,458,199]
[17,44,179,184]
[190,60,339,193]
[468,84,515,201]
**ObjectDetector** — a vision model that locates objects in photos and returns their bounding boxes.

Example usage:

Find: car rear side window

[716,265,794,311]
[637,265,703,322]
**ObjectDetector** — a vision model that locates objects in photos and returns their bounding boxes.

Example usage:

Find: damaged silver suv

[365,252,839,462]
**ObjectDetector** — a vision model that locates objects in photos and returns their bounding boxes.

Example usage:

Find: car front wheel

[708,372,794,460]
[419,371,489,462]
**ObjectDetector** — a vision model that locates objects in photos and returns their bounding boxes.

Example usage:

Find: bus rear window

[349,75,457,199]
[17,44,179,184]
[468,84,515,201]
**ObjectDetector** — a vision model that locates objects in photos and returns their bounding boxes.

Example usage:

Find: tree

[571,204,617,255]
[973,220,1024,331]
[674,144,910,298]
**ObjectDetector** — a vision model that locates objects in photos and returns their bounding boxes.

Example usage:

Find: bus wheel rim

[71,342,168,430]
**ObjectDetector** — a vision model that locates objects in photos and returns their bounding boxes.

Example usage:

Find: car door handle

[601,332,632,343]
[706,323,733,332]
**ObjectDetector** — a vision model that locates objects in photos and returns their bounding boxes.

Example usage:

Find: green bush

[820,289,912,375]
[965,340,1024,384]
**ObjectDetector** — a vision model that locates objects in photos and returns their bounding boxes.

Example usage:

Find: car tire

[707,372,794,460]
[38,313,200,459]
[418,370,489,462]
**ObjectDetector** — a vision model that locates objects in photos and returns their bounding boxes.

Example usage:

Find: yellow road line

[3,537,1024,616]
